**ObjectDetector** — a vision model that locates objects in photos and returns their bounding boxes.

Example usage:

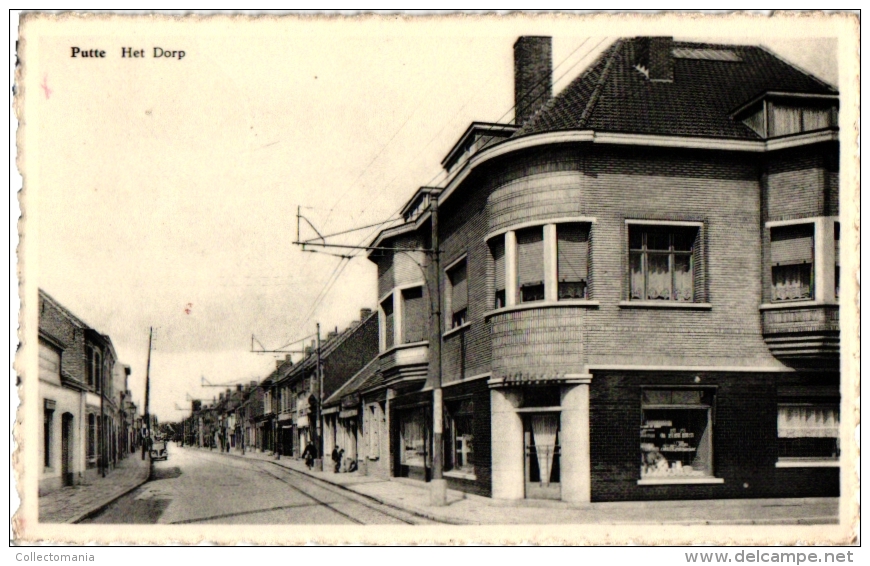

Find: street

[82,447,435,525]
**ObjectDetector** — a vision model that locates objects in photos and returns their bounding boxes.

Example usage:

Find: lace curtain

[778,406,839,438]
[530,414,558,485]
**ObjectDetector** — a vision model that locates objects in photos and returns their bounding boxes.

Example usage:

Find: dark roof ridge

[577,39,625,129]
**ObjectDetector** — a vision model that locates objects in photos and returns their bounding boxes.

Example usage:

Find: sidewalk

[38,454,152,524]
[196,446,839,525]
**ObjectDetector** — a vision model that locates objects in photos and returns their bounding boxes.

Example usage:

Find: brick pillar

[491,388,524,500]
[560,377,592,504]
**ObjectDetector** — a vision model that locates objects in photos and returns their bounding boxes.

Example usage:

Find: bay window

[629,224,697,302]
[770,223,814,302]
[446,257,468,329]
[489,220,593,309]
[380,295,394,350]
[517,227,545,303]
[401,286,426,342]
[640,388,715,480]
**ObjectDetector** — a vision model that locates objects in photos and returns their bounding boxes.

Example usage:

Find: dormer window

[737,95,838,139]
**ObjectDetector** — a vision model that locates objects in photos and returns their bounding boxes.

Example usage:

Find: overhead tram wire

[296,37,612,330]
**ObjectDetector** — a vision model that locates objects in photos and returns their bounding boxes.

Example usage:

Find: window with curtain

[446,399,474,474]
[525,413,560,486]
[629,225,697,302]
[770,223,814,302]
[557,223,589,300]
[447,259,468,328]
[517,227,545,303]
[640,389,714,478]
[491,238,506,309]
[402,286,426,342]
[381,296,394,349]
[778,403,840,460]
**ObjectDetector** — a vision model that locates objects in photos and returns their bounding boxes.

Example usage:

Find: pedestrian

[332,445,343,473]
[302,440,317,470]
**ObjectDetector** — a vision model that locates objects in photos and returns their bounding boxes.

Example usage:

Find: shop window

[381,295,394,349]
[777,403,839,462]
[490,239,506,309]
[640,389,714,479]
[517,227,545,303]
[446,259,468,329]
[770,224,814,302]
[399,409,427,467]
[557,223,589,300]
[445,400,474,475]
[402,286,426,342]
[629,225,698,302]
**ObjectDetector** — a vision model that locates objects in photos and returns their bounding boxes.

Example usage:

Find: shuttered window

[557,223,588,300]
[491,238,506,309]
[381,296,394,349]
[517,227,544,302]
[402,286,426,343]
[447,259,468,328]
[771,224,814,266]
[770,224,814,302]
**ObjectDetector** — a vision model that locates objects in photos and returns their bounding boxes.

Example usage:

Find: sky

[23,15,841,422]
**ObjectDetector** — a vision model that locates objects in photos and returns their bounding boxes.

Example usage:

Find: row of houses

[38,289,144,495]
[188,35,841,503]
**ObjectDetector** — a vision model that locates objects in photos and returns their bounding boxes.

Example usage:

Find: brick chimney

[514,36,552,125]
[360,308,373,320]
[635,37,674,82]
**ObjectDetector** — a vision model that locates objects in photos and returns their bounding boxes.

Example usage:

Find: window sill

[444,470,477,481]
[484,300,599,319]
[759,300,838,310]
[775,458,839,468]
[637,477,724,485]
[443,322,472,338]
[619,301,712,310]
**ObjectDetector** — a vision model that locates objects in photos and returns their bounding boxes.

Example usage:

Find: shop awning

[339,409,358,419]
[322,406,340,415]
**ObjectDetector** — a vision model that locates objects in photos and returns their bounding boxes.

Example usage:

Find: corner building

[365,36,840,503]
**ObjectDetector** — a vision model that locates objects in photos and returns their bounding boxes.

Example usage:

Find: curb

[202,447,470,525]
[70,459,153,524]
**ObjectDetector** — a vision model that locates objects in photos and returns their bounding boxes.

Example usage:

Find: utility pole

[315,322,323,471]
[142,327,152,460]
[430,192,446,505]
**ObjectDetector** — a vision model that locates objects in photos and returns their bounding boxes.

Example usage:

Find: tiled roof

[514,39,837,140]
[323,357,379,406]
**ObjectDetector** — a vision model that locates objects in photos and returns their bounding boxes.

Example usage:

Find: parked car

[150,440,168,461]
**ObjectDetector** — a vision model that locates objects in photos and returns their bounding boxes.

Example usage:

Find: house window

[381,295,394,349]
[402,286,427,342]
[44,402,55,468]
[399,409,427,467]
[446,259,468,329]
[629,225,697,302]
[778,403,839,462]
[834,222,840,299]
[85,346,94,388]
[557,223,589,300]
[491,239,506,309]
[38,342,61,385]
[517,227,545,303]
[445,399,474,475]
[87,413,97,467]
[640,389,714,479]
[770,224,814,302]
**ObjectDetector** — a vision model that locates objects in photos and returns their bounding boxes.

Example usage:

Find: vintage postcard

[12,11,859,546]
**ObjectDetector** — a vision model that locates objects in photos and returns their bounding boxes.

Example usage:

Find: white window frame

[764,217,838,307]
[379,282,426,352]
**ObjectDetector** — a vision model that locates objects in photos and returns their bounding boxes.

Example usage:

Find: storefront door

[523,413,561,500]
